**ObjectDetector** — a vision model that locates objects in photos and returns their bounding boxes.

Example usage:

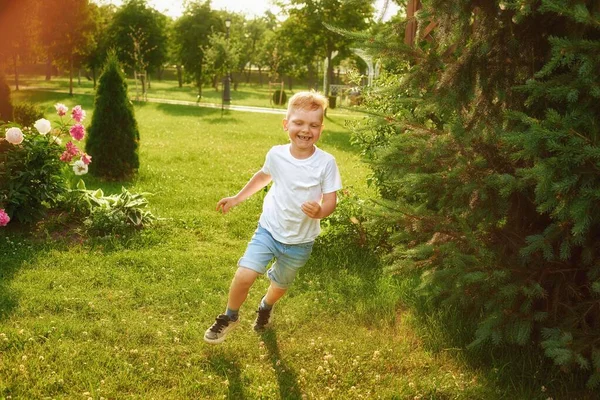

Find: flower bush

[0,209,9,226]
[0,104,92,224]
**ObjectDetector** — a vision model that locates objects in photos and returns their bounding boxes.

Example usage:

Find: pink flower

[66,141,80,154]
[60,151,73,162]
[55,103,68,116]
[5,127,24,144]
[60,141,80,162]
[80,153,92,165]
[69,124,85,141]
[71,105,86,123]
[0,209,9,226]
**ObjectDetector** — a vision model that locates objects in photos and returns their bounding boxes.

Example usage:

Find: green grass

[0,91,590,399]
[9,75,358,113]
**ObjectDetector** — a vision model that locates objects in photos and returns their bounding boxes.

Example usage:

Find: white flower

[73,160,88,175]
[5,127,24,144]
[51,136,62,145]
[34,118,52,135]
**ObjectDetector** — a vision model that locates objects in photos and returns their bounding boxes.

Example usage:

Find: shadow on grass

[299,240,403,330]
[11,90,95,114]
[150,102,242,123]
[304,233,595,397]
[260,329,303,400]
[0,229,51,322]
[316,234,595,397]
[206,350,246,399]
[406,295,595,399]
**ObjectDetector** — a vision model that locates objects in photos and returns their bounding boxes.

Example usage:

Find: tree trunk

[324,54,330,96]
[177,65,183,88]
[45,53,52,81]
[308,63,316,90]
[288,76,293,91]
[69,54,74,96]
[12,54,19,91]
[134,70,139,101]
[326,48,334,97]
[78,68,81,86]
[146,71,151,90]
[258,67,263,85]
[196,77,202,99]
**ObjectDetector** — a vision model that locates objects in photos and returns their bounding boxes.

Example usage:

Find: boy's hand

[301,201,322,219]
[216,196,239,214]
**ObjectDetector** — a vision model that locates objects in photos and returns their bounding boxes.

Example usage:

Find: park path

[21,86,287,114]
[20,87,351,117]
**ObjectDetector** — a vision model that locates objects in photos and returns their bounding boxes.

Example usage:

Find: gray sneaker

[253,305,273,332]
[204,314,239,344]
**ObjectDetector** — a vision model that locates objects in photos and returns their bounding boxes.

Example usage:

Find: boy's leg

[264,283,287,306]
[254,241,313,332]
[253,283,286,332]
[227,267,261,312]
[204,267,260,345]
[205,224,275,344]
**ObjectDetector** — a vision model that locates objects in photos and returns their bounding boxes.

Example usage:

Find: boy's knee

[232,267,260,287]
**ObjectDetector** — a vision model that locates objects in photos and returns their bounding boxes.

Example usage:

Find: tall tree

[172,1,220,98]
[203,30,240,93]
[84,3,116,88]
[38,0,96,95]
[282,0,374,95]
[354,0,600,389]
[0,0,39,90]
[257,22,308,91]
[107,0,168,93]
[240,17,268,83]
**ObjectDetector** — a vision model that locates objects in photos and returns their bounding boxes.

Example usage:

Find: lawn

[9,74,358,113]
[0,91,585,399]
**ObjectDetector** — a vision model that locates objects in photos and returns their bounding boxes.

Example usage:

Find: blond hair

[286,91,328,119]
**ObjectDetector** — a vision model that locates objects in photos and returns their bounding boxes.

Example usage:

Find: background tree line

[0,0,378,98]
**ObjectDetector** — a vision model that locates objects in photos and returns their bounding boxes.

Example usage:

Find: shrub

[0,104,91,224]
[13,102,44,127]
[272,89,287,105]
[63,181,156,236]
[86,51,140,179]
[0,73,13,123]
[0,126,66,223]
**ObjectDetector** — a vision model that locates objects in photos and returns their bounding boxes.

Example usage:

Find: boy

[204,91,342,344]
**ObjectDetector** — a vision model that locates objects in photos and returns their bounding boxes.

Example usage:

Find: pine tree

[355,0,600,387]
[86,51,140,179]
[0,72,13,123]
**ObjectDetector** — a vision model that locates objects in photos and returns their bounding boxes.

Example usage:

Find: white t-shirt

[259,144,342,244]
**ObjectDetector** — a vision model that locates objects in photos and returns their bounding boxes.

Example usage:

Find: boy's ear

[282,119,288,130]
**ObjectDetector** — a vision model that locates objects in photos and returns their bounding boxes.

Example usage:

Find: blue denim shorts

[238,225,314,289]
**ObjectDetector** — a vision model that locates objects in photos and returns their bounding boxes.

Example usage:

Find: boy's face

[283,107,324,155]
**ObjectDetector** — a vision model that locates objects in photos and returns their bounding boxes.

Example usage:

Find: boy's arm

[216,170,272,214]
[301,191,337,219]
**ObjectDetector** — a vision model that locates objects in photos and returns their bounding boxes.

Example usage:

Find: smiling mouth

[298,134,311,141]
